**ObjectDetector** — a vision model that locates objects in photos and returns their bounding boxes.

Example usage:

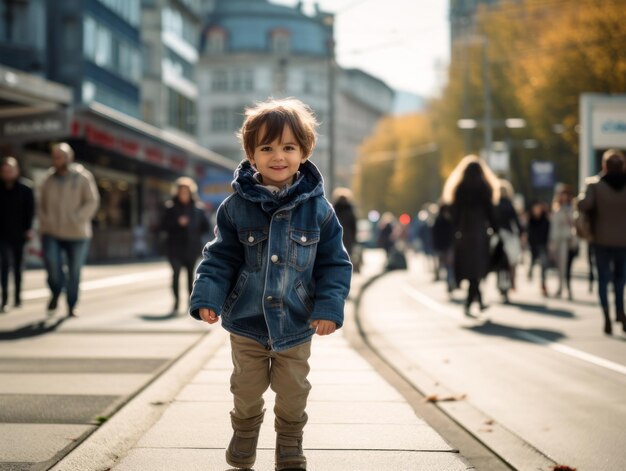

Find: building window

[210,69,254,92]
[96,0,140,27]
[84,15,141,84]
[163,47,194,82]
[270,29,291,55]
[82,79,140,117]
[211,107,243,132]
[162,6,197,47]
[211,70,228,91]
[206,27,226,54]
[211,108,229,132]
[168,87,196,134]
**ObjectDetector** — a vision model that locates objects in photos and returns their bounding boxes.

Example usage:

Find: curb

[48,328,228,471]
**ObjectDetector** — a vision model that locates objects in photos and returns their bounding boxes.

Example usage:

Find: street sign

[531,160,555,189]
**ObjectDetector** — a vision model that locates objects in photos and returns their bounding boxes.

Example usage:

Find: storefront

[64,103,236,261]
[2,65,235,263]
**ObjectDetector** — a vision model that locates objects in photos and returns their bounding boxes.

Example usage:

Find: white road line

[403,283,626,377]
[21,269,170,301]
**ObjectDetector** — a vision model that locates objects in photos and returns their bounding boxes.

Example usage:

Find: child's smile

[250,125,306,188]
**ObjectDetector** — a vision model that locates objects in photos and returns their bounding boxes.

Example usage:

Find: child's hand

[310,320,336,336]
[199,308,218,324]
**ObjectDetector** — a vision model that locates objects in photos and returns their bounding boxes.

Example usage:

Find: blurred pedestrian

[332,187,358,271]
[161,177,210,314]
[38,143,99,317]
[0,157,35,312]
[578,149,626,335]
[417,204,436,277]
[189,98,351,470]
[432,202,456,293]
[548,184,578,300]
[526,201,550,296]
[495,179,523,302]
[442,155,499,316]
[376,212,396,254]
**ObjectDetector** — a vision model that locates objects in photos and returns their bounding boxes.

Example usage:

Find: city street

[2,251,626,470]
[0,262,208,470]
[359,250,626,471]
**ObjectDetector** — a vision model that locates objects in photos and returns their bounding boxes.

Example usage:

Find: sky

[271,0,451,98]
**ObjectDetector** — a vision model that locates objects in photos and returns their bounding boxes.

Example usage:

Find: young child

[189,98,352,470]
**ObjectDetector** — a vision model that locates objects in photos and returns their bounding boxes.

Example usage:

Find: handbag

[573,206,593,242]
[499,228,522,264]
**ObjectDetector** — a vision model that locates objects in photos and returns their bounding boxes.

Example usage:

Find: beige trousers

[229,333,311,435]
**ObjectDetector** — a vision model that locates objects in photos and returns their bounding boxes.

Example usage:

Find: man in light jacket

[38,143,99,317]
[578,149,626,335]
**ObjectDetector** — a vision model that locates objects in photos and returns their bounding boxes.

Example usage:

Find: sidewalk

[50,250,472,471]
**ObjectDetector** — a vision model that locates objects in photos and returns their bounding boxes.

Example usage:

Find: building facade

[141,0,201,138]
[197,0,393,190]
[0,0,234,262]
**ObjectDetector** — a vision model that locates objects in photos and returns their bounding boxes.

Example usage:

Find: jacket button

[266,296,273,301]
[300,235,307,243]
[271,254,279,263]
[248,235,255,243]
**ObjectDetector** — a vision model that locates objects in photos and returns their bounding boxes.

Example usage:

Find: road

[0,262,207,471]
[359,251,626,471]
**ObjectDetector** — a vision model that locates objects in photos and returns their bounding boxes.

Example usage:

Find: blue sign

[199,169,234,208]
[531,160,555,189]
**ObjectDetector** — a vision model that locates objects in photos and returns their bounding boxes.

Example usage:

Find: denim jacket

[189,159,352,351]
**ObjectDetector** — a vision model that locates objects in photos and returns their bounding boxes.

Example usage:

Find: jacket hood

[601,172,626,191]
[232,159,324,213]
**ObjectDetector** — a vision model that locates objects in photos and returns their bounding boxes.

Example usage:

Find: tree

[353,114,440,215]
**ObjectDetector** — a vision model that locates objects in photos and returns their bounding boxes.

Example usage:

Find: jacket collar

[232,159,324,213]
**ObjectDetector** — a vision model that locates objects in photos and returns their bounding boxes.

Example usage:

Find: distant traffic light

[399,213,411,225]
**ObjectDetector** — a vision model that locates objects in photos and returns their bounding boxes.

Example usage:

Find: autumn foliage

[353,0,626,211]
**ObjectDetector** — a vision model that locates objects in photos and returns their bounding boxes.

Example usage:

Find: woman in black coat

[162,177,210,313]
[442,155,499,316]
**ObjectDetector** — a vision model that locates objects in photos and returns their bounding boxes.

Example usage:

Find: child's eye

[260,146,272,152]
[284,145,296,151]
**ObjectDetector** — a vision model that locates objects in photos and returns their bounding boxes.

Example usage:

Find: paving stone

[0,374,150,395]
[0,394,118,424]
[115,447,469,471]
[0,357,166,374]
[0,423,94,461]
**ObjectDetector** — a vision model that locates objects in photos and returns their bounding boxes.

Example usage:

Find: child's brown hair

[238,98,318,160]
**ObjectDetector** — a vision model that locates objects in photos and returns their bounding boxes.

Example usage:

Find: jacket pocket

[238,229,268,271]
[221,272,249,317]
[288,229,320,271]
[294,280,314,313]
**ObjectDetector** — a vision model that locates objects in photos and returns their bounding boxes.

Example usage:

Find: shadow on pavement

[504,301,575,318]
[465,320,565,343]
[0,316,69,340]
[449,297,574,318]
[138,311,180,321]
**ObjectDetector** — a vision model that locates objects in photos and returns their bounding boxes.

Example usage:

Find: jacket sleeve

[23,183,35,232]
[310,206,353,328]
[76,172,100,223]
[577,182,596,213]
[189,201,244,320]
[37,180,49,231]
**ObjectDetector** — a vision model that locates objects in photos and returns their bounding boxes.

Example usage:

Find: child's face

[249,124,306,187]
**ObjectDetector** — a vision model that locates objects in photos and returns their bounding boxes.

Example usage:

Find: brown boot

[275,433,306,470]
[226,412,264,469]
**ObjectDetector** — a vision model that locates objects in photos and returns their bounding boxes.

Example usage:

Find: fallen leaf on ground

[424,393,467,403]
[552,466,577,471]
